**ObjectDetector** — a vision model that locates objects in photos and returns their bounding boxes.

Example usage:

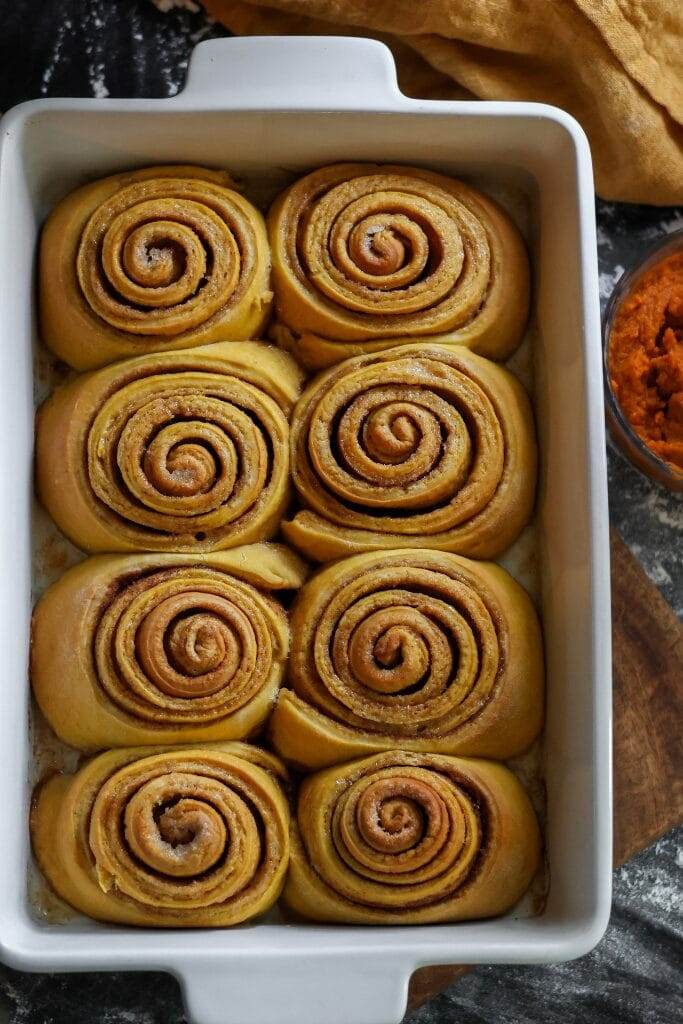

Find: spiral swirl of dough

[40,166,273,370]
[31,744,290,927]
[36,341,301,553]
[284,751,541,924]
[285,345,536,561]
[268,163,529,369]
[31,547,307,750]
[270,549,543,769]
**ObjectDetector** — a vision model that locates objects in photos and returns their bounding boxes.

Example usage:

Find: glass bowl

[603,228,683,493]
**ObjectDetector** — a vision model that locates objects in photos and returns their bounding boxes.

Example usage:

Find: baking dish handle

[178,36,403,109]
[179,955,413,1024]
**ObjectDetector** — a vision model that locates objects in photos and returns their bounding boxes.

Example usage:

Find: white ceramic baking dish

[0,36,612,1024]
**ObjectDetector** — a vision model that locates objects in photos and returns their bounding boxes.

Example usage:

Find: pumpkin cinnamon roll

[31,544,307,751]
[284,345,536,561]
[40,165,272,370]
[270,550,543,769]
[285,751,540,924]
[31,743,289,927]
[35,341,302,552]
[268,163,529,370]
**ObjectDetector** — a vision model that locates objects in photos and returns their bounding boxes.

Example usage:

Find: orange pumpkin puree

[609,250,683,471]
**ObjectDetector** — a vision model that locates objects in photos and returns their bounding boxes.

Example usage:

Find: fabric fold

[203,0,683,204]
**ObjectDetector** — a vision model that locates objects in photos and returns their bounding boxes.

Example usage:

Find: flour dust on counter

[405,827,683,1024]
[0,0,228,111]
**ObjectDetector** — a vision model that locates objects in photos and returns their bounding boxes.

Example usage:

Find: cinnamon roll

[31,743,289,926]
[285,751,541,924]
[268,163,529,370]
[40,165,272,370]
[284,345,536,561]
[270,550,543,769]
[35,341,302,552]
[31,544,307,750]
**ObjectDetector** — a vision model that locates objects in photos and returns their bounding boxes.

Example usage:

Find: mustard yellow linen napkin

[203,0,683,205]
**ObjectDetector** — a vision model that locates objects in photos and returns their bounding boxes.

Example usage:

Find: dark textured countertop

[1,2,681,1022]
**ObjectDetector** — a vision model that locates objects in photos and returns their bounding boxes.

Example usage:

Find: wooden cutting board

[407,527,683,1012]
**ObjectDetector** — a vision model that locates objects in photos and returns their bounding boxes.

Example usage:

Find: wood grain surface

[407,527,683,1012]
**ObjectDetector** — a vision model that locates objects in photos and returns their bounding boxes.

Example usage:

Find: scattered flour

[40,18,72,95]
[599,264,625,301]
[638,213,683,241]
[616,832,683,917]
[648,562,673,586]
[89,62,109,98]
[643,488,683,531]
[596,224,613,248]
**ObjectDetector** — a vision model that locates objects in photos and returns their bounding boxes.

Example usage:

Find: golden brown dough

[284,344,536,561]
[35,340,303,552]
[270,549,543,769]
[31,544,307,751]
[40,165,272,370]
[31,742,289,927]
[268,163,529,370]
[284,750,541,924]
